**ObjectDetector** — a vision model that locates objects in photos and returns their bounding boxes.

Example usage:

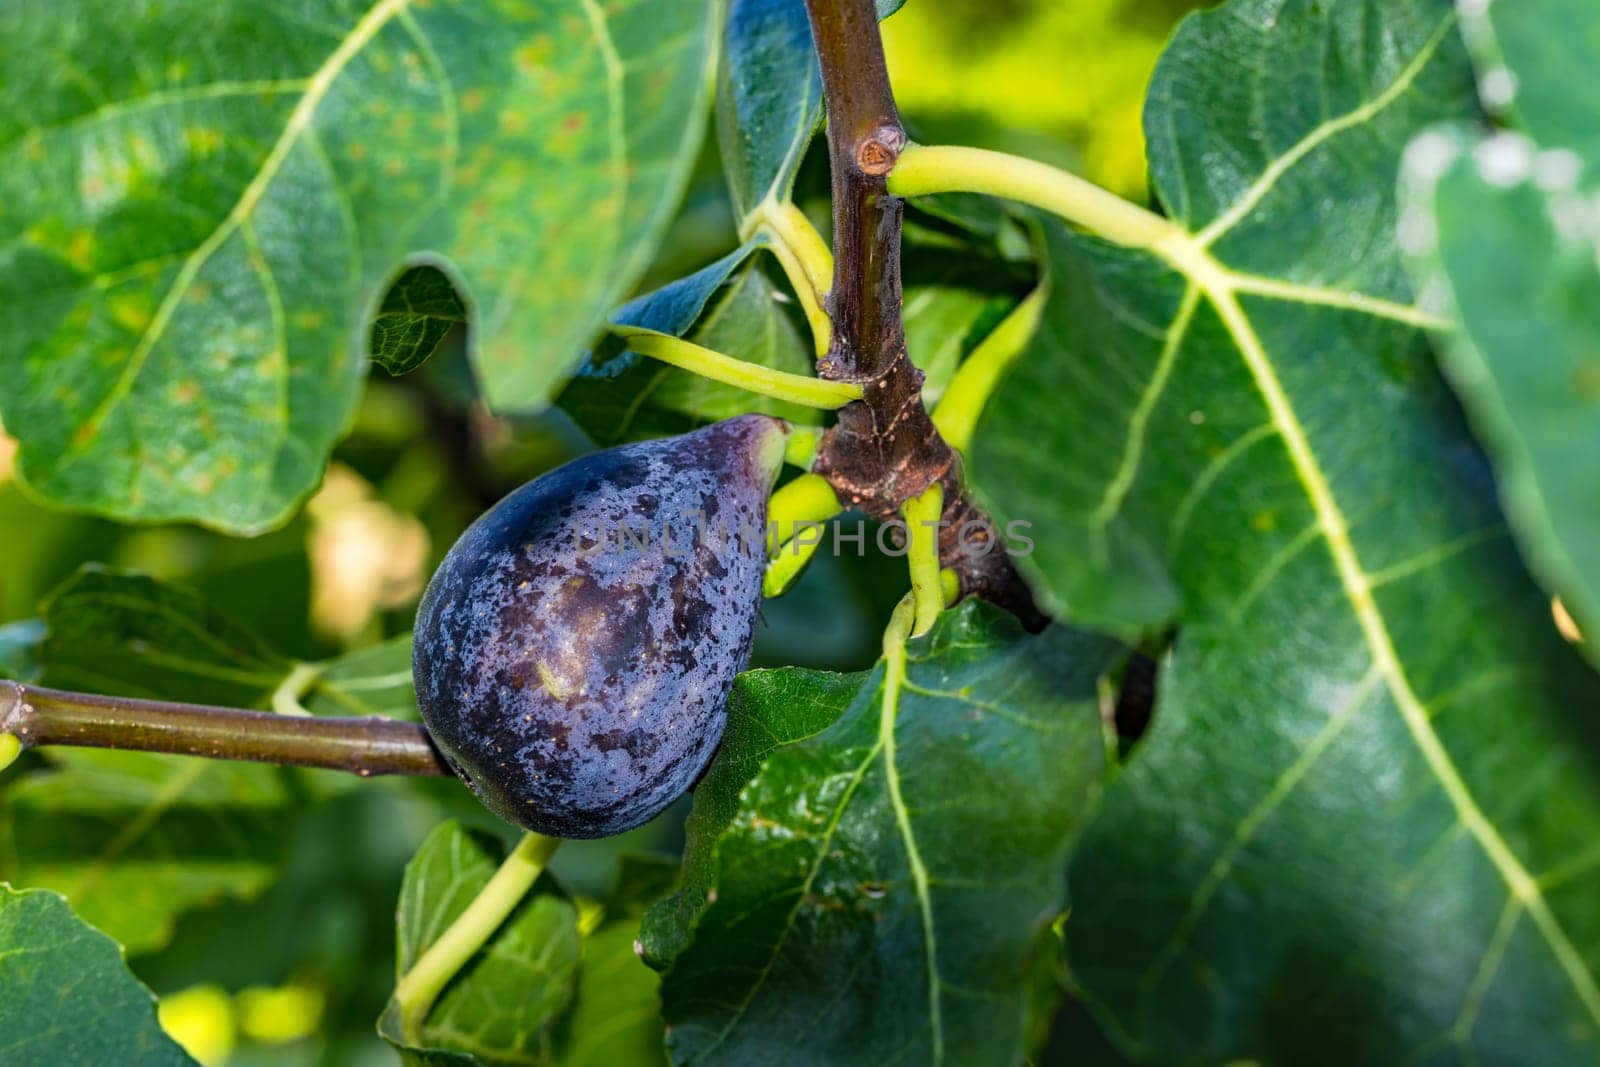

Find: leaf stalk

[746,197,835,354]
[930,284,1048,453]
[903,482,945,636]
[615,328,862,409]
[888,143,1185,254]
[391,832,562,1044]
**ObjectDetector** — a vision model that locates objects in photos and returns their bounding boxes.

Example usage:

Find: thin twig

[0,680,450,777]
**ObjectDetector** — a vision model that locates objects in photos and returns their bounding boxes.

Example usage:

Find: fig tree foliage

[0,0,1598,1064]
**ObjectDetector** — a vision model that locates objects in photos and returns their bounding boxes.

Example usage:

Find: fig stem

[745,197,835,355]
[767,473,843,556]
[763,536,824,599]
[0,680,450,777]
[614,328,863,409]
[762,473,843,598]
[806,0,1045,622]
[903,483,945,636]
[931,284,1048,453]
[392,831,562,1044]
[887,143,1185,255]
[784,425,824,469]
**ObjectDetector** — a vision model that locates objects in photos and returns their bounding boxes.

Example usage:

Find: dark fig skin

[413,415,788,838]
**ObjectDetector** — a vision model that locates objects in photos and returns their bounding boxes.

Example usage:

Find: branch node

[855,125,906,176]
[0,680,24,736]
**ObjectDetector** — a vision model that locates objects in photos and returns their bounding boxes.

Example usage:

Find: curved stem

[940,568,960,606]
[903,483,945,636]
[615,328,862,409]
[888,144,1185,256]
[763,473,843,597]
[883,592,916,658]
[270,662,323,717]
[767,473,843,553]
[763,536,825,598]
[765,200,834,295]
[783,425,824,470]
[392,832,561,1044]
[931,284,1047,453]
[748,198,834,355]
[0,680,449,777]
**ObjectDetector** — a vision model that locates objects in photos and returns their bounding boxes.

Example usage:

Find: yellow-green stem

[270,662,323,717]
[884,593,916,659]
[763,535,825,598]
[615,328,861,409]
[939,568,960,607]
[0,733,20,773]
[392,832,561,1044]
[889,142,1450,344]
[903,483,945,636]
[888,144,1185,256]
[931,284,1047,453]
[746,198,835,355]
[767,473,843,555]
[763,473,843,598]
[784,425,824,470]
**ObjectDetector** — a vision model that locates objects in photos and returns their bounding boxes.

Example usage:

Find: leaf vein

[58,0,414,466]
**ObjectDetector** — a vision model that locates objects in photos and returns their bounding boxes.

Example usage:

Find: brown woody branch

[803,0,1044,627]
[0,680,450,777]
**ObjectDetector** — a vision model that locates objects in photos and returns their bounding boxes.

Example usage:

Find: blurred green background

[0,2,1200,1062]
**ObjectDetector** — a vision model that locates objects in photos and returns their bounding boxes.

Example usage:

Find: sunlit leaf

[0,0,715,530]
[1398,0,1600,655]
[971,1,1600,1060]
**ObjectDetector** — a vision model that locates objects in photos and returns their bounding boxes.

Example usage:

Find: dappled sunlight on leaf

[306,464,429,645]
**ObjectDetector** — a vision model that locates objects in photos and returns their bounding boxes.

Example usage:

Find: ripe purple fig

[413,415,789,838]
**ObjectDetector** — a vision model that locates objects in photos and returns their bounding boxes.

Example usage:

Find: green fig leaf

[0,0,716,531]
[372,266,468,377]
[555,921,666,1067]
[1455,0,1600,166]
[1396,0,1600,655]
[610,241,770,338]
[970,1,1600,1060]
[380,820,665,1066]
[657,603,1122,1065]
[1,748,293,958]
[0,568,420,953]
[639,667,860,967]
[0,886,195,1066]
[304,633,418,719]
[37,566,291,709]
